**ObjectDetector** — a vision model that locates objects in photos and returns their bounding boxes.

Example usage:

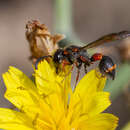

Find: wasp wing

[81,31,130,50]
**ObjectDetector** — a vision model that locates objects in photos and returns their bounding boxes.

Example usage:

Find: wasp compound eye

[99,56,116,80]
[53,49,64,63]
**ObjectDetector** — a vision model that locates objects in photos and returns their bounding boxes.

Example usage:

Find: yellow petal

[70,92,111,129]
[78,113,118,130]
[2,67,41,119]
[0,123,34,130]
[70,70,106,109]
[35,60,62,95]
[58,117,71,130]
[83,92,111,117]
[46,93,65,126]
[35,60,71,109]
[69,70,107,119]
[1,61,118,130]
[0,108,34,130]
[75,69,106,96]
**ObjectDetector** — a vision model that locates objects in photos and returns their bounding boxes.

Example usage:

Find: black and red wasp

[35,31,130,83]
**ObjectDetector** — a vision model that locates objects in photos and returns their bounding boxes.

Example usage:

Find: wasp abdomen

[99,56,116,80]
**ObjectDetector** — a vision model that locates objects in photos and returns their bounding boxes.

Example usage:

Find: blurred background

[0,0,130,129]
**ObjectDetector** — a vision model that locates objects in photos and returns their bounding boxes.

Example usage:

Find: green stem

[54,0,83,47]
[104,63,130,100]
[54,0,73,35]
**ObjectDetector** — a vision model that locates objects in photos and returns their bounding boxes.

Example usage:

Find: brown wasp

[26,20,130,83]
[35,30,130,83]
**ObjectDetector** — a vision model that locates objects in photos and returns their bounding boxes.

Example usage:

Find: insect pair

[35,31,130,83]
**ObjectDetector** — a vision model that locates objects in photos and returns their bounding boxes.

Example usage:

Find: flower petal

[0,123,34,130]
[1,62,118,130]
[0,108,34,130]
[35,60,71,109]
[78,113,118,130]
[75,69,106,96]
[83,92,111,116]
[69,70,107,119]
[2,67,41,119]
[34,60,61,95]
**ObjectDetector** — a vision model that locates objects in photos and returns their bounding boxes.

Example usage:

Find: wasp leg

[64,64,74,76]
[55,64,59,74]
[61,64,74,83]
[74,60,82,88]
[84,63,87,73]
[35,55,52,69]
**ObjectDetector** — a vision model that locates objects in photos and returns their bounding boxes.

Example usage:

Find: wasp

[35,31,130,82]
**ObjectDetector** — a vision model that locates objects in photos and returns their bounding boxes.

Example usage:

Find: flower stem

[54,0,73,35]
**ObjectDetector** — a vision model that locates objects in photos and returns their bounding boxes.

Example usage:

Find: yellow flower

[1,60,118,130]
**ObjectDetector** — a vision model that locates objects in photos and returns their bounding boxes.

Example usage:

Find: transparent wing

[81,31,130,50]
